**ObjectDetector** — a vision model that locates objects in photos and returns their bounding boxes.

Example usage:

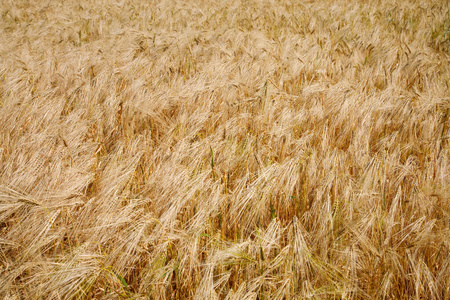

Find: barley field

[0,0,449,299]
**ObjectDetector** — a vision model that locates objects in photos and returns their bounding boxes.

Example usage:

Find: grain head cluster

[0,0,449,299]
